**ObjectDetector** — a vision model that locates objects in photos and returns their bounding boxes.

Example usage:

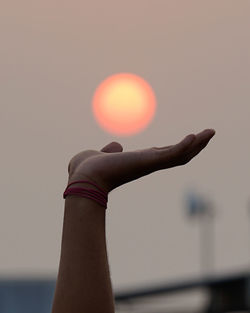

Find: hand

[67,129,215,193]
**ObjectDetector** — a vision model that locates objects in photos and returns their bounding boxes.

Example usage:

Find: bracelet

[63,180,108,209]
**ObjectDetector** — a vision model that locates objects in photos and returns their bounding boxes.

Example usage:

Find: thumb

[100,141,123,153]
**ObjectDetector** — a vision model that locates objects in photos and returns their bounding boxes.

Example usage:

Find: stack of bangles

[63,180,108,209]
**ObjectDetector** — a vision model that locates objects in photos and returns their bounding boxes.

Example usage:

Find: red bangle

[63,180,108,209]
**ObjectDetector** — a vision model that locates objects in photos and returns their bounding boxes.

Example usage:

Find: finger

[151,134,196,169]
[152,129,215,152]
[171,129,215,153]
[182,129,216,162]
[151,134,195,151]
[168,134,196,154]
[111,133,196,179]
[152,129,215,169]
[100,142,123,153]
[194,128,215,142]
[186,129,215,155]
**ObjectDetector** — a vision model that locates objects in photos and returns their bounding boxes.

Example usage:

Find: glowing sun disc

[92,73,156,136]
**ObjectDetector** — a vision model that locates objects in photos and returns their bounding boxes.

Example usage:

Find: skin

[51,128,215,313]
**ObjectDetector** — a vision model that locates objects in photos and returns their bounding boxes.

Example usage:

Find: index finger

[155,129,215,169]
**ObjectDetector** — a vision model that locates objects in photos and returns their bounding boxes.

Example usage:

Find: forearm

[51,194,115,313]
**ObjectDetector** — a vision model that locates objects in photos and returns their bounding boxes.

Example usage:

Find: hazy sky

[1,0,250,289]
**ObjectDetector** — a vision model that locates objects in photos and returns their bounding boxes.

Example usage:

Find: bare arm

[51,129,215,313]
[51,192,114,313]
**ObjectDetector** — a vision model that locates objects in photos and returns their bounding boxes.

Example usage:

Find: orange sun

[92,73,156,136]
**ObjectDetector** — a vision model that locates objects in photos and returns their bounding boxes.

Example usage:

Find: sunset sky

[1,0,250,289]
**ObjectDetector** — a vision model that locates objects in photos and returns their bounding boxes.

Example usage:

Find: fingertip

[204,128,216,136]
[101,142,123,153]
[205,129,216,140]
[210,129,216,136]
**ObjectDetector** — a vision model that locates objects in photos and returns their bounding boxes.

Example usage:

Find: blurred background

[0,0,250,312]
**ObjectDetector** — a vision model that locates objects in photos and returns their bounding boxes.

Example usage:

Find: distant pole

[199,200,214,275]
[248,199,250,267]
[186,192,215,276]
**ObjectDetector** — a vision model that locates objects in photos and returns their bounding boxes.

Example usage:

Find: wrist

[65,177,108,209]
[68,173,109,192]
[64,193,107,212]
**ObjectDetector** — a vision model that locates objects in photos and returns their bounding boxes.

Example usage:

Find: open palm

[68,129,215,193]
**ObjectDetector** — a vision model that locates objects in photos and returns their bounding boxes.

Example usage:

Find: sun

[92,73,157,136]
